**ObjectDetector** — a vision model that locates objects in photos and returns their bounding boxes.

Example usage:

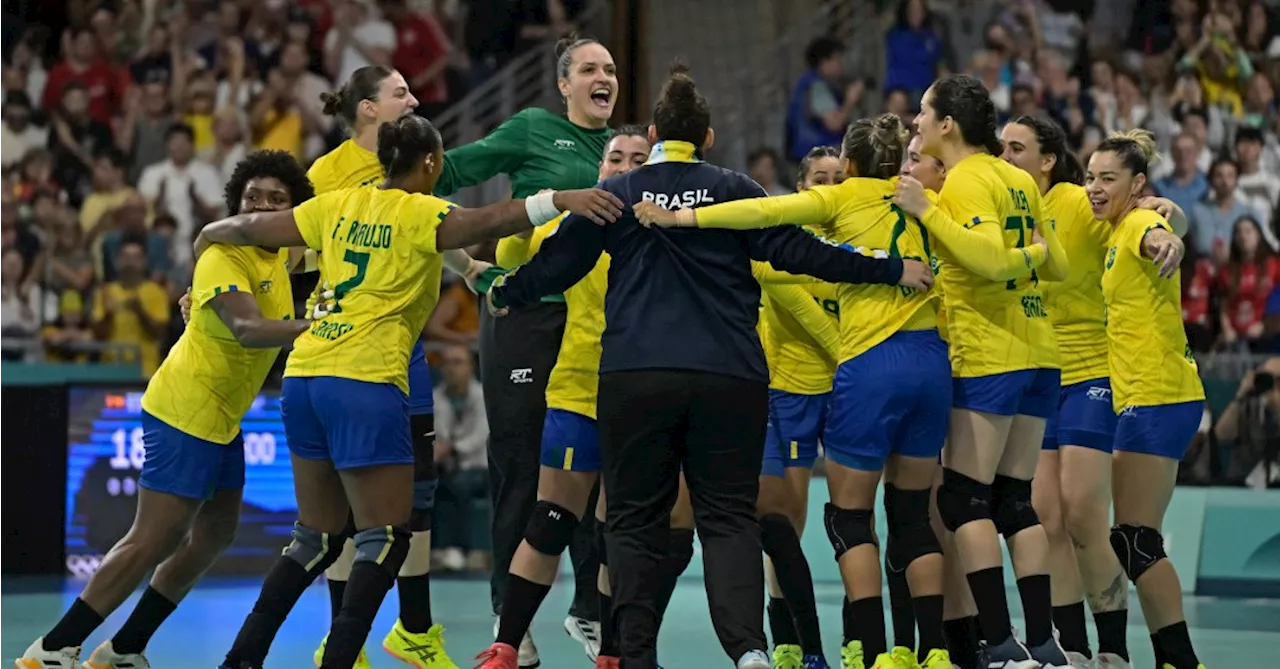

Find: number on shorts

[332,250,370,313]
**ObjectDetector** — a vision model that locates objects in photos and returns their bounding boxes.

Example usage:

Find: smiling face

[1000,122,1051,181]
[902,134,945,191]
[912,87,949,157]
[1085,150,1145,221]
[559,43,617,126]
[598,134,650,180]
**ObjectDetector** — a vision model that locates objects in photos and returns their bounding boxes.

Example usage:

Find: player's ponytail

[1010,115,1084,187]
[1096,128,1160,177]
[652,61,711,146]
[321,65,395,131]
[377,115,442,181]
[841,113,908,180]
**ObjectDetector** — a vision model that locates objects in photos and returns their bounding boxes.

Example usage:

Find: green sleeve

[434,110,532,196]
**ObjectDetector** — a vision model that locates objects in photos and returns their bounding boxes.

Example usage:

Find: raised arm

[436,189,623,250]
[194,210,306,260]
[748,226,917,288]
[434,111,533,196]
[635,187,835,231]
[489,214,606,311]
[751,260,821,284]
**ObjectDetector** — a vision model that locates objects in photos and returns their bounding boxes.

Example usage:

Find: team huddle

[17,35,1208,669]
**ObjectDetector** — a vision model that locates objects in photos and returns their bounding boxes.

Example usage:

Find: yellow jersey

[307,139,383,194]
[696,177,938,365]
[288,187,450,394]
[142,245,294,443]
[752,262,841,394]
[1101,209,1205,411]
[1042,183,1111,386]
[495,224,555,270]
[925,153,1066,377]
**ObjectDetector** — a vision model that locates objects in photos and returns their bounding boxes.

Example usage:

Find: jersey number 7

[1004,215,1039,291]
[331,250,370,313]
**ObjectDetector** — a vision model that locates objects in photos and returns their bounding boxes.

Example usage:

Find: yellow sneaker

[1161,666,1208,669]
[773,644,804,669]
[382,620,459,669]
[918,648,953,669]
[841,641,866,669]
[890,646,922,669]
[870,652,907,669]
[314,634,373,669]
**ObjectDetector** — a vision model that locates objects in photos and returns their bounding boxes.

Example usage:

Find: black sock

[225,556,322,666]
[1152,633,1168,668]
[767,597,799,647]
[912,594,945,660]
[654,528,695,624]
[496,574,552,647]
[943,616,981,669]
[323,560,397,669]
[841,599,855,646]
[848,596,887,660]
[758,515,823,655]
[966,567,1013,646]
[885,560,916,650]
[599,592,619,657]
[1154,621,1199,669]
[1052,602,1090,656]
[110,586,178,654]
[396,573,432,633]
[1093,609,1129,660]
[328,578,346,623]
[43,598,106,650]
[1016,575,1053,647]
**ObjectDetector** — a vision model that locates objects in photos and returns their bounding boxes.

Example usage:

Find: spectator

[972,49,1011,115]
[1156,133,1211,223]
[79,148,145,241]
[91,237,170,377]
[1,185,42,273]
[934,0,1002,76]
[1211,357,1280,486]
[785,37,862,162]
[324,0,396,84]
[13,148,65,206]
[41,27,124,125]
[129,23,176,86]
[42,290,94,363]
[136,124,223,266]
[1,92,48,170]
[48,81,114,206]
[883,0,943,103]
[883,87,914,128]
[1234,127,1280,240]
[1183,248,1219,352]
[432,344,490,572]
[0,247,47,361]
[99,197,171,284]
[1179,11,1254,117]
[425,275,480,348]
[6,31,49,105]
[42,217,95,297]
[1219,216,1280,351]
[201,109,250,184]
[1241,71,1276,132]
[1104,69,1149,134]
[380,0,454,119]
[1190,158,1255,255]
[1008,84,1037,122]
[746,148,791,197]
[249,41,328,161]
[117,81,177,182]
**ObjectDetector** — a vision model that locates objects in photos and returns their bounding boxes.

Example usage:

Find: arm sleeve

[759,283,841,362]
[751,261,821,284]
[410,194,456,254]
[491,213,604,309]
[694,187,836,231]
[495,216,560,268]
[434,111,532,196]
[924,174,1046,281]
[747,226,904,286]
[292,191,343,251]
[191,245,254,310]
[1032,190,1069,282]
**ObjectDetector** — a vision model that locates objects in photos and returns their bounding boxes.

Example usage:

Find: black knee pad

[352,524,413,579]
[282,522,346,574]
[884,484,942,568]
[1110,524,1167,583]
[596,521,608,567]
[936,468,993,532]
[991,475,1039,538]
[411,413,437,482]
[524,500,579,556]
[823,503,877,561]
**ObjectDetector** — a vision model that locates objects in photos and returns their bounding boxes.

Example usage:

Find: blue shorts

[954,367,1060,418]
[282,376,412,470]
[1113,400,1205,460]
[824,330,952,472]
[407,340,434,416]
[138,411,245,500]
[1042,377,1118,452]
[761,389,828,478]
[540,408,600,472]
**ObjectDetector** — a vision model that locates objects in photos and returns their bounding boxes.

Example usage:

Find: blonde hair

[842,113,909,179]
[1097,129,1160,175]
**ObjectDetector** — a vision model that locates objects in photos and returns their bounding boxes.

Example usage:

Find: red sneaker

[595,656,621,669]
[473,643,519,669]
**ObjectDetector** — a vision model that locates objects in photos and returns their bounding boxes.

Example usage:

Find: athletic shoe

[737,650,772,669]
[1093,653,1128,669]
[492,618,539,668]
[975,637,1039,669]
[313,634,372,669]
[81,641,149,669]
[15,638,80,668]
[1027,637,1071,669]
[1064,651,1093,668]
[871,651,910,668]
[773,645,803,669]
[891,646,922,669]
[594,657,620,669]
[473,644,518,669]
[382,620,459,668]
[840,641,865,669]
[919,649,954,669]
[802,655,832,669]
[564,615,601,662]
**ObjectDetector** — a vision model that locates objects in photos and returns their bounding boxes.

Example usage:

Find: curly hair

[223,150,315,214]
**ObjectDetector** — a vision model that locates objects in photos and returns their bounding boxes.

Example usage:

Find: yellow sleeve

[751,261,821,284]
[293,191,344,251]
[142,284,171,324]
[192,244,254,310]
[1128,209,1171,257]
[696,187,836,231]
[1031,188,1069,282]
[407,193,455,254]
[928,172,1044,281]
[759,282,840,363]
[496,215,560,268]
[92,288,106,322]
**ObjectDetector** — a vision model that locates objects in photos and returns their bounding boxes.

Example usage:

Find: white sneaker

[439,547,466,572]
[564,615,601,662]
[81,641,149,669]
[1095,653,1131,669]
[15,638,81,668]
[1065,651,1094,668]
[736,649,771,669]
[493,618,540,668]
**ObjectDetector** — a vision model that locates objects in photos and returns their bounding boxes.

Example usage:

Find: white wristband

[525,191,561,226]
[303,249,319,272]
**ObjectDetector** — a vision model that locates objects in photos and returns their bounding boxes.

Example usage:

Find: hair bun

[320,88,345,117]
[1115,128,1159,164]
[555,33,581,58]
[376,121,401,167]
[871,113,906,147]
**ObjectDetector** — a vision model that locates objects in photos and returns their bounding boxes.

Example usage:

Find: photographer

[1212,357,1280,487]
